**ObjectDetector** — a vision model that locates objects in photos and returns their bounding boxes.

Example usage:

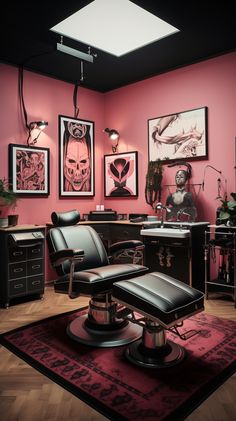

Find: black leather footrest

[112,272,204,328]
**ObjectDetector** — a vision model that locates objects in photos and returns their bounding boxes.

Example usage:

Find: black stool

[112,272,204,368]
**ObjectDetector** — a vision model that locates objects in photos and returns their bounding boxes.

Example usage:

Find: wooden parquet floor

[0,286,236,421]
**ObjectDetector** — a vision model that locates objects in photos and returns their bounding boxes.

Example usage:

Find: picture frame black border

[8,143,50,197]
[104,151,139,198]
[148,106,208,164]
[58,114,95,197]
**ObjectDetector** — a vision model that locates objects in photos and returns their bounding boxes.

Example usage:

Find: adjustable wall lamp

[18,66,49,147]
[32,121,48,130]
[27,120,48,146]
[104,128,120,153]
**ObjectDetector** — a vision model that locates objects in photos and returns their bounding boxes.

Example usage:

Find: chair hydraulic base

[67,296,142,347]
[125,339,185,368]
[67,314,142,347]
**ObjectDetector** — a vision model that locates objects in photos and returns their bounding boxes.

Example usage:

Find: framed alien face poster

[104,151,138,198]
[59,115,95,197]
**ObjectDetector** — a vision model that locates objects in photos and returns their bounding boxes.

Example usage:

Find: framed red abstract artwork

[8,144,50,196]
[104,151,138,198]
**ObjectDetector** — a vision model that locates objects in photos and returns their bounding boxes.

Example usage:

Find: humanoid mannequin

[166,169,197,221]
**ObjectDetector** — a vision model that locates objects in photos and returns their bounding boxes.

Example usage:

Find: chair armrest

[109,240,144,255]
[50,248,85,267]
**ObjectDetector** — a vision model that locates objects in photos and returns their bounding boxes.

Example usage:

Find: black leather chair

[47,210,148,347]
[47,210,204,367]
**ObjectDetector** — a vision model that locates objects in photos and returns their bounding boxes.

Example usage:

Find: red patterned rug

[0,309,235,421]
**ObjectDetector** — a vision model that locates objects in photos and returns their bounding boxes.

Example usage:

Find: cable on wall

[73,83,80,119]
[18,65,29,132]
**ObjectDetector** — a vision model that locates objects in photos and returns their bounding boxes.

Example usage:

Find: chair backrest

[51,209,80,227]
[47,223,109,276]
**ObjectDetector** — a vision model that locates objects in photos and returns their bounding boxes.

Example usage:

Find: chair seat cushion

[54,264,148,296]
[112,272,204,328]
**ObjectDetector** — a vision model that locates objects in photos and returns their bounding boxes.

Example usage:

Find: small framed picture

[59,115,95,197]
[8,144,50,196]
[104,151,138,198]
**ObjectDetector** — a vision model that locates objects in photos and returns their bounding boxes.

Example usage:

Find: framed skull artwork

[59,115,95,197]
[104,151,138,198]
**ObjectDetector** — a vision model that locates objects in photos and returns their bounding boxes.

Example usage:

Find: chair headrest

[51,210,80,227]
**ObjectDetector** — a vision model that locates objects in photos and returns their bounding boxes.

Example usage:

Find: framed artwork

[104,151,138,198]
[59,115,95,197]
[148,106,208,163]
[8,144,50,196]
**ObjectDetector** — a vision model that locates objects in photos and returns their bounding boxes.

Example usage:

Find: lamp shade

[104,127,119,140]
[30,121,48,130]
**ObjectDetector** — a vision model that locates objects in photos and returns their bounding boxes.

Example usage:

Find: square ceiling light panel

[51,0,179,57]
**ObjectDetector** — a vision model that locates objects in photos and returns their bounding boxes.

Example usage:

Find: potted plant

[217,192,236,226]
[0,178,18,227]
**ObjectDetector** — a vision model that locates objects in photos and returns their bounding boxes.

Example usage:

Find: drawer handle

[14,283,23,289]
[14,268,24,273]
[32,264,40,269]
[150,240,159,245]
[13,251,23,256]
[32,248,40,254]
[32,280,41,285]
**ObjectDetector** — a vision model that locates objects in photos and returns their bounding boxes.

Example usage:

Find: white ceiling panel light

[51,0,179,57]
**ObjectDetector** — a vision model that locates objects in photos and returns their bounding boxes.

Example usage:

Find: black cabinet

[81,221,207,288]
[204,225,236,307]
[142,222,208,291]
[144,236,191,284]
[0,226,46,308]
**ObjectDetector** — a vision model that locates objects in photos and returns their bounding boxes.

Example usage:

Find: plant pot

[8,214,19,226]
[0,217,8,228]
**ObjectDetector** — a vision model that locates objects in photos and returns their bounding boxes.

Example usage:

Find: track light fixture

[57,42,95,63]
[104,128,120,153]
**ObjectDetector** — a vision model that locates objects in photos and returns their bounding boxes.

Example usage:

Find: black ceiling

[1,1,235,93]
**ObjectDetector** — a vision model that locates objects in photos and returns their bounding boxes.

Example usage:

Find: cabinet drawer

[9,278,27,296]
[28,244,43,259]
[9,262,27,279]
[27,275,44,292]
[143,236,189,247]
[27,259,43,276]
[92,224,110,240]
[9,247,27,262]
[111,225,141,242]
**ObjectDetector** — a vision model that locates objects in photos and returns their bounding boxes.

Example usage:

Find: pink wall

[1,52,236,226]
[104,52,236,223]
[0,64,105,224]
